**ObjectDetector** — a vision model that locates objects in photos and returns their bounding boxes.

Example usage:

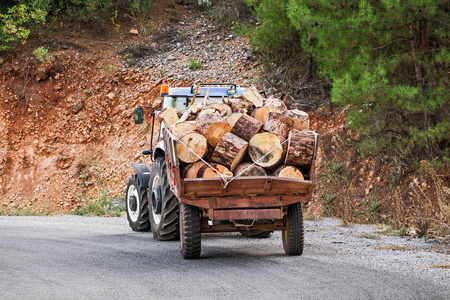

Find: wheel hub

[152,185,162,214]
[129,195,138,212]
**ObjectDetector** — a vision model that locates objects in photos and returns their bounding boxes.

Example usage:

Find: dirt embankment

[0,4,263,214]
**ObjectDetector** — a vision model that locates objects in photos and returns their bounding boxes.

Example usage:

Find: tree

[287,0,449,160]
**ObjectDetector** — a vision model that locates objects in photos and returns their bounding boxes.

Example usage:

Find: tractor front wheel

[125,175,150,232]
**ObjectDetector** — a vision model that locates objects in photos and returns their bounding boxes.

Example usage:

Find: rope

[173,130,319,188]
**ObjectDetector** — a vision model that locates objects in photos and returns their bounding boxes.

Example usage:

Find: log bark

[253,106,283,124]
[226,112,244,128]
[263,112,293,139]
[197,113,231,147]
[248,132,285,169]
[182,161,206,178]
[197,163,231,178]
[176,131,208,164]
[157,107,179,126]
[233,163,267,177]
[263,98,287,112]
[231,114,263,142]
[285,130,315,167]
[242,87,264,107]
[211,133,248,171]
[273,165,304,180]
[171,121,199,138]
[283,109,309,131]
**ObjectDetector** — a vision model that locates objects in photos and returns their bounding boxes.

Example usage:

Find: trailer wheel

[125,175,150,232]
[180,203,201,259]
[282,202,304,255]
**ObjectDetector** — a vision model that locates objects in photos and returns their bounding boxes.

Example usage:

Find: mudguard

[154,140,165,159]
[131,163,152,189]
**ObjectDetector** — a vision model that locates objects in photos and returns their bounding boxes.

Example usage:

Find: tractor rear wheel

[125,175,150,232]
[180,203,201,259]
[149,157,180,240]
[282,202,304,255]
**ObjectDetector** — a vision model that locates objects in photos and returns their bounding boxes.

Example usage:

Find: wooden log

[263,112,294,139]
[253,106,282,123]
[203,103,232,117]
[197,113,231,147]
[233,163,267,177]
[223,97,255,114]
[226,112,243,128]
[242,87,264,107]
[157,107,179,126]
[231,114,263,142]
[171,121,199,138]
[273,165,304,180]
[177,109,197,121]
[197,108,218,119]
[248,132,285,169]
[263,98,287,112]
[283,109,309,131]
[182,161,206,178]
[197,163,231,178]
[176,131,208,164]
[285,130,315,167]
[211,133,248,171]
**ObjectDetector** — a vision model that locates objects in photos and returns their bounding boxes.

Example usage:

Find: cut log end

[197,163,231,178]
[176,131,208,164]
[233,163,267,177]
[274,165,304,180]
[248,132,285,169]
[182,161,206,178]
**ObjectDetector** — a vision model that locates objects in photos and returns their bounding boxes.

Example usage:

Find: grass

[72,191,125,217]
[353,232,380,240]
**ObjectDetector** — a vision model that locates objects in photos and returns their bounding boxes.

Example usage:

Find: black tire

[149,157,179,241]
[282,202,304,255]
[180,203,202,259]
[240,230,272,238]
[125,175,150,232]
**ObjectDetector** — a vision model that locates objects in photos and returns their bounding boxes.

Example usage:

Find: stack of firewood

[157,87,317,180]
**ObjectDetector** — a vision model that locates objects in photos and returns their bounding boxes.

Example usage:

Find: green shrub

[33,46,50,61]
[0,4,46,51]
[188,58,202,70]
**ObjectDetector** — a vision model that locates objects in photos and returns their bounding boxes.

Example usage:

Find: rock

[130,29,139,35]
[72,101,83,114]
[106,92,115,100]
[56,154,73,169]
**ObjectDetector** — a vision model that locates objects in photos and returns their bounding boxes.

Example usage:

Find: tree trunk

[273,165,304,180]
[211,133,248,171]
[176,131,208,164]
[197,112,231,147]
[197,163,231,178]
[283,109,309,131]
[233,163,267,177]
[231,114,263,141]
[285,130,315,167]
[182,161,206,178]
[248,132,285,169]
[263,112,294,139]
[171,121,198,138]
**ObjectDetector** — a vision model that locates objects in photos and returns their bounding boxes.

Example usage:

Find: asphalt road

[0,216,448,300]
